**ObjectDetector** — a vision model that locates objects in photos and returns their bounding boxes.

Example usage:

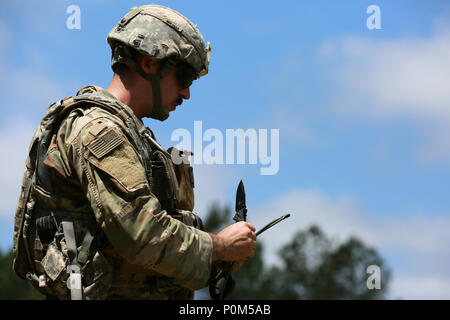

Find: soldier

[12,4,256,300]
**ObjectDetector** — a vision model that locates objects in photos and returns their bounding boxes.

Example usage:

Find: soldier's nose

[179,87,190,100]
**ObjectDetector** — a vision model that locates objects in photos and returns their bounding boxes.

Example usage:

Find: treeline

[198,203,390,299]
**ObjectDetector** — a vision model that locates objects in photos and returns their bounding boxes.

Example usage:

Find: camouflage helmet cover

[107,4,211,78]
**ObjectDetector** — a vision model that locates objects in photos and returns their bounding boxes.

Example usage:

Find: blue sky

[1,0,450,299]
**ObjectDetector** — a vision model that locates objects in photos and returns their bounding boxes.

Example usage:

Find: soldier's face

[137,56,191,119]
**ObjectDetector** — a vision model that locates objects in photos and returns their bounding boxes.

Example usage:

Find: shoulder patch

[87,128,124,159]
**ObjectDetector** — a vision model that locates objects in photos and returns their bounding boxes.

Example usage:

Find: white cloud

[320,25,450,163]
[331,32,450,120]
[391,274,450,300]
[0,15,65,118]
[0,68,64,118]
[0,17,65,219]
[255,104,316,145]
[0,119,36,219]
[192,164,238,219]
[250,188,450,299]
[0,20,10,50]
[20,0,63,35]
[417,122,450,163]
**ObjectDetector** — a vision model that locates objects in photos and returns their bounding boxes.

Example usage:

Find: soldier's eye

[175,62,197,88]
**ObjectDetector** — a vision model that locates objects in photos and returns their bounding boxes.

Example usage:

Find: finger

[246,229,256,241]
[246,222,256,232]
[250,242,256,256]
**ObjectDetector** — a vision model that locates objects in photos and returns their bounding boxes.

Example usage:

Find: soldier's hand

[209,221,256,263]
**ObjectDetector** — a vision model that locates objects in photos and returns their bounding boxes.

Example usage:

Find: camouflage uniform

[13,5,213,300]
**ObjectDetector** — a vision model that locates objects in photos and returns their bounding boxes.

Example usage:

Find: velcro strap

[77,231,94,264]
[118,7,143,28]
[61,220,78,265]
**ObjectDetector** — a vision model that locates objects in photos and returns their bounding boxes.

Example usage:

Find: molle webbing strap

[61,220,78,267]
[77,231,94,265]
[61,219,82,300]
[46,210,97,265]
[117,7,144,29]
[58,97,124,123]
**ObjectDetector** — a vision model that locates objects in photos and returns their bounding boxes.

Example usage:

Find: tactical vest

[13,91,200,299]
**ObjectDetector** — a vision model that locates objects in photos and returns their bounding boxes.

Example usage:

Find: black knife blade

[233,180,247,222]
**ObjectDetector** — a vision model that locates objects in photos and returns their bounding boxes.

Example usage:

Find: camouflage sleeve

[64,111,213,290]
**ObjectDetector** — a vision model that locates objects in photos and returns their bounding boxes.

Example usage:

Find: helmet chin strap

[150,80,167,121]
[134,66,167,121]
[112,45,177,121]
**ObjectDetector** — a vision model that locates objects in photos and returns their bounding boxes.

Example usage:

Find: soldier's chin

[150,107,170,121]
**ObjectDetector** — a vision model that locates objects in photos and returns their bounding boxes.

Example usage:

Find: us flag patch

[87,128,123,158]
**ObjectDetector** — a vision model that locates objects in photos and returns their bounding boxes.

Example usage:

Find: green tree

[268,225,391,299]
[0,249,44,299]
[202,202,231,234]
[198,203,391,300]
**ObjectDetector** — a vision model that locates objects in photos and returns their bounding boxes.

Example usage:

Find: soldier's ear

[139,56,159,75]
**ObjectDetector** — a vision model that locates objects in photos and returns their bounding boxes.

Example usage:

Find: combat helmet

[107,4,211,120]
